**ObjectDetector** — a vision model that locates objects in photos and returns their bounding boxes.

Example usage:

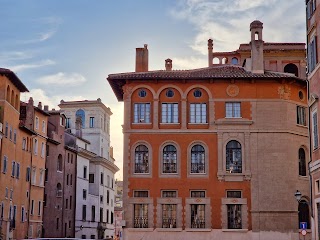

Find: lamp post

[295,190,308,240]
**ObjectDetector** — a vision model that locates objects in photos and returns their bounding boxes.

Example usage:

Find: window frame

[297,106,307,126]
[225,102,241,118]
[133,103,151,123]
[161,103,179,123]
[189,103,207,124]
[226,140,242,174]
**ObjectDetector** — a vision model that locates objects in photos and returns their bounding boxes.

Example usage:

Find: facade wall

[120,78,309,240]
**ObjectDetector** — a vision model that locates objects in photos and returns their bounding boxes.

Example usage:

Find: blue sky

[0,0,306,179]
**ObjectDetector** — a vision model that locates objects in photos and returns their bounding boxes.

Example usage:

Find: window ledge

[188,123,208,125]
[222,229,248,232]
[296,124,308,128]
[157,228,182,232]
[217,173,251,181]
[215,118,253,125]
[132,123,152,125]
[185,228,212,232]
[160,123,180,125]
[298,175,309,181]
[127,228,154,232]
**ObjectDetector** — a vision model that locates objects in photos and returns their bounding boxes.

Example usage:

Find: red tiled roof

[107,65,304,101]
[0,68,29,92]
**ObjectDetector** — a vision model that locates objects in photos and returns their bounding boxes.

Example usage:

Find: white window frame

[134,103,151,123]
[190,103,207,123]
[35,117,39,130]
[89,117,95,128]
[226,102,241,118]
[42,120,46,133]
[297,106,307,126]
[41,142,45,158]
[161,103,179,123]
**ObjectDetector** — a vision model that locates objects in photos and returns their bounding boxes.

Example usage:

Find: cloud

[172,56,207,69]
[21,88,85,110]
[9,59,55,72]
[0,51,33,61]
[36,72,87,86]
[21,17,62,44]
[170,0,305,55]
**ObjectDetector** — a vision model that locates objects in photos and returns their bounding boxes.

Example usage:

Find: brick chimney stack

[250,20,264,74]
[208,39,213,67]
[135,44,148,72]
[165,59,172,71]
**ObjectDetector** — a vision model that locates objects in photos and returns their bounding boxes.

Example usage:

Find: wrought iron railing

[134,217,148,228]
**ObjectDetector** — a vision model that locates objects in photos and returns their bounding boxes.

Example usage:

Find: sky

[0,0,306,180]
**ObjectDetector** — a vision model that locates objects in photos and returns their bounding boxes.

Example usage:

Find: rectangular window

[26,167,31,182]
[106,209,109,223]
[31,200,34,215]
[307,0,317,19]
[31,168,36,185]
[34,139,38,155]
[191,204,205,228]
[162,191,177,198]
[100,195,103,203]
[21,206,25,222]
[89,117,95,128]
[297,106,307,126]
[91,205,95,222]
[56,218,59,230]
[190,191,205,198]
[316,180,320,194]
[100,172,104,185]
[39,170,44,186]
[133,191,149,198]
[134,103,151,123]
[42,121,46,133]
[226,190,242,198]
[162,204,177,228]
[226,102,241,118]
[66,199,69,209]
[13,129,16,143]
[35,117,39,129]
[16,163,20,179]
[100,207,103,222]
[38,201,41,216]
[83,189,87,200]
[227,204,242,229]
[9,126,12,140]
[66,118,71,128]
[313,111,319,149]
[70,196,72,209]
[10,189,13,200]
[161,103,179,123]
[308,36,318,73]
[134,204,148,228]
[190,103,207,123]
[3,156,7,173]
[5,188,8,198]
[11,161,16,177]
[46,145,49,156]
[82,205,87,221]
[89,173,94,183]
[41,143,45,158]
[22,138,26,150]
[83,166,87,179]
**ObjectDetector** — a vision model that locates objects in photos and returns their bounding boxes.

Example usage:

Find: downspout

[27,134,36,238]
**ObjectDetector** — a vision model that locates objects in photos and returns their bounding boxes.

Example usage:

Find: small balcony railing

[134,217,148,228]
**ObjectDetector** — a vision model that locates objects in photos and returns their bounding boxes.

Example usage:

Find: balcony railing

[134,217,148,228]
[191,163,205,173]
[162,217,176,228]
[134,163,149,173]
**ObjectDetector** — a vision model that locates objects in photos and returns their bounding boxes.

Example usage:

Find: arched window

[56,183,62,197]
[163,145,177,173]
[231,57,238,65]
[284,63,298,77]
[134,145,149,173]
[299,148,306,176]
[6,86,10,102]
[191,145,205,173]
[15,94,19,110]
[298,200,310,229]
[76,109,85,128]
[57,154,63,171]
[226,141,242,173]
[11,90,14,106]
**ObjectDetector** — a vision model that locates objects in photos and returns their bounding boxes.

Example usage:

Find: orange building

[0,68,48,239]
[108,21,310,240]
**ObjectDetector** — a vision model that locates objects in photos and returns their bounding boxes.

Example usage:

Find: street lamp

[295,190,302,202]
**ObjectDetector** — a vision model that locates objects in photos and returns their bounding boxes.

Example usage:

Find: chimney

[38,102,42,110]
[44,105,49,111]
[208,39,213,67]
[250,20,264,74]
[135,44,148,72]
[28,97,34,106]
[75,117,82,138]
[165,59,172,71]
